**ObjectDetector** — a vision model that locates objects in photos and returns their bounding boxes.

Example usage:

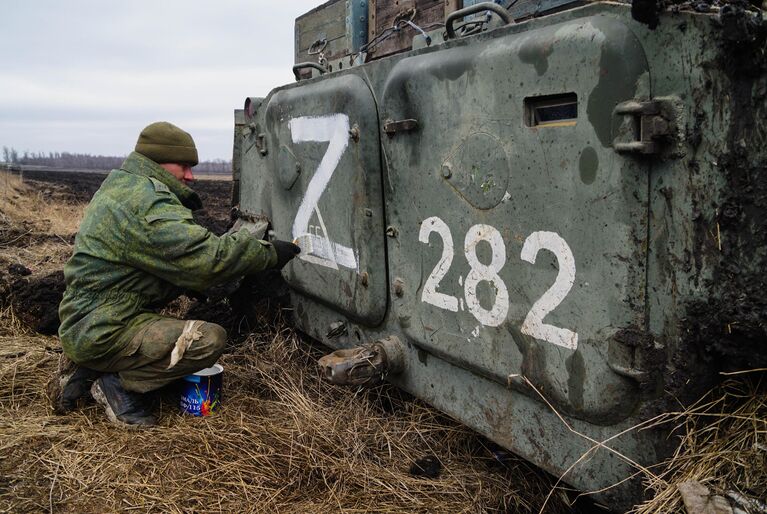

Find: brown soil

[20,168,234,236]
[3,271,65,335]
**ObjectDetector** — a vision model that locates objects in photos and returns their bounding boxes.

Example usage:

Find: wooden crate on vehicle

[366,0,460,61]
[365,0,586,62]
[294,0,369,78]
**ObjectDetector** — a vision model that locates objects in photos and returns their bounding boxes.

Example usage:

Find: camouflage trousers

[81,316,227,393]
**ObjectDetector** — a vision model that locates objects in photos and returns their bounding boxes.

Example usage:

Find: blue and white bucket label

[180,363,223,416]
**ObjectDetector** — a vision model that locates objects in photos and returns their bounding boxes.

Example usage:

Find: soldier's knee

[206,323,227,355]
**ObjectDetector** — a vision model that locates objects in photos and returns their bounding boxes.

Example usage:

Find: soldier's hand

[272,240,301,269]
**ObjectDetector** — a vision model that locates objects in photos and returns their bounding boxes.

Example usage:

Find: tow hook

[318,336,405,386]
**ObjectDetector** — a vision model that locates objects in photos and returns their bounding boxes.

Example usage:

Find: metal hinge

[613,100,672,155]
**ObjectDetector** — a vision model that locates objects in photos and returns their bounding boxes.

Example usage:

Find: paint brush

[293,233,333,261]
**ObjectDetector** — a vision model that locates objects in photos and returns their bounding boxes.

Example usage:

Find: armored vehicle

[232,1,766,509]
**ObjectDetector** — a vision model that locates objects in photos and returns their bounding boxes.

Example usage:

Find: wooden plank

[294,0,348,64]
[297,1,345,32]
[445,0,462,14]
[298,9,346,35]
[295,35,349,65]
[296,0,344,22]
[298,19,347,52]
[508,0,583,21]
[296,1,347,50]
[374,0,415,21]
[415,0,444,10]
[368,0,378,48]
[368,0,445,60]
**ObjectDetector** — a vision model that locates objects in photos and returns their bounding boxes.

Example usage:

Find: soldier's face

[161,163,195,185]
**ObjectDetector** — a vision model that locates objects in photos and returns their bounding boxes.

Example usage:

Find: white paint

[289,113,358,271]
[416,217,578,348]
[502,191,512,203]
[419,216,459,312]
[298,233,358,271]
[520,231,578,350]
[463,224,509,327]
[312,209,336,265]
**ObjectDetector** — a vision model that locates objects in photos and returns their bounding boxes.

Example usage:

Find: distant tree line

[1,146,230,174]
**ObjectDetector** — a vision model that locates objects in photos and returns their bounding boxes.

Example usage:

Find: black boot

[46,354,101,414]
[90,373,156,427]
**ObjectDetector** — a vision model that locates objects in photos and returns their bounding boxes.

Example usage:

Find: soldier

[48,122,300,427]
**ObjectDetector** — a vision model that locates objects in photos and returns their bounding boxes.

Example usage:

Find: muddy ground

[19,168,235,236]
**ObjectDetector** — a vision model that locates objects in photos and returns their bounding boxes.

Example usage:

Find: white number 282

[418,216,578,350]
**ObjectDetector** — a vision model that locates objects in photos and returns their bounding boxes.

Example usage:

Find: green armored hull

[234,2,766,509]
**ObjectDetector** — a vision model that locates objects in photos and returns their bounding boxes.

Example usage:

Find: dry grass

[0,306,570,513]
[0,171,84,277]
[0,171,84,236]
[0,169,571,513]
[632,375,767,513]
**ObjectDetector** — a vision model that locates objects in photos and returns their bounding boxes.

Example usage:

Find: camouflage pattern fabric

[58,151,277,364]
[82,317,227,393]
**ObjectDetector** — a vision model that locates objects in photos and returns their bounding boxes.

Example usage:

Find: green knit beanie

[135,121,199,166]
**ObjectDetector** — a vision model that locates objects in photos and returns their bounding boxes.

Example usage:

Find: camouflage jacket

[58,152,277,363]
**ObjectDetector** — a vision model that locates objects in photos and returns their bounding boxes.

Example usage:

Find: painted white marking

[296,233,359,271]
[471,325,481,338]
[419,216,459,312]
[464,224,509,327]
[416,216,579,347]
[502,191,512,202]
[520,231,578,350]
[289,114,358,271]
[313,207,338,264]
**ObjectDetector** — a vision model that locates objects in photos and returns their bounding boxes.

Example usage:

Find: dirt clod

[3,271,66,336]
[409,455,443,478]
[8,263,31,276]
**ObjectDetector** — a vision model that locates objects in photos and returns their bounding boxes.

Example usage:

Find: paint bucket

[180,363,223,416]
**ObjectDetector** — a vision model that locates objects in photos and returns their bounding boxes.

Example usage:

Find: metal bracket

[613,100,672,155]
[255,133,268,156]
[383,118,419,136]
[326,321,347,339]
[445,2,513,40]
[606,327,665,396]
[318,336,405,387]
[393,8,416,25]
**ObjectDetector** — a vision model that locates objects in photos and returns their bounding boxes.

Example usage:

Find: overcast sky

[0,1,321,161]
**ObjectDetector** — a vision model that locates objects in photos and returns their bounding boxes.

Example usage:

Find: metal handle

[445,2,512,40]
[612,100,671,155]
[307,39,327,55]
[292,62,328,81]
